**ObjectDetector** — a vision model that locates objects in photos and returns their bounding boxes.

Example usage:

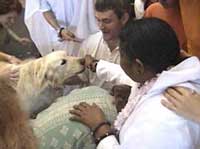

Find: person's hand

[161,87,200,123]
[84,55,98,72]
[69,102,106,130]
[110,84,131,112]
[60,28,81,42]
[0,65,19,82]
[7,55,21,64]
[18,37,32,45]
[180,50,190,58]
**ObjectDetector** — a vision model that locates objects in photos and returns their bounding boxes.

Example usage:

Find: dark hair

[0,0,22,15]
[119,18,182,73]
[95,0,135,19]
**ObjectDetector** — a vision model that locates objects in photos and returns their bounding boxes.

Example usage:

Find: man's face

[159,0,179,8]
[95,10,126,42]
[0,11,18,26]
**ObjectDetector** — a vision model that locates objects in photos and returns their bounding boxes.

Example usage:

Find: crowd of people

[0,0,200,148]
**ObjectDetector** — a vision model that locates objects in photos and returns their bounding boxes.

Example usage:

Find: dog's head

[38,51,85,88]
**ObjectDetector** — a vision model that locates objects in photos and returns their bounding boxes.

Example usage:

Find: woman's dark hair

[95,0,135,19]
[0,0,22,15]
[119,18,182,73]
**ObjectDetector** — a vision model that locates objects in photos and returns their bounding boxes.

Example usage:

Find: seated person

[70,18,200,148]
[63,0,134,96]
[72,0,133,91]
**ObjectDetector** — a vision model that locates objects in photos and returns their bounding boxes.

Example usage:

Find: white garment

[96,57,200,149]
[134,0,145,19]
[78,32,120,90]
[96,60,137,87]
[25,0,99,56]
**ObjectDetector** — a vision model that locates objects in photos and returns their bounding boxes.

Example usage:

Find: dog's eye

[60,59,67,65]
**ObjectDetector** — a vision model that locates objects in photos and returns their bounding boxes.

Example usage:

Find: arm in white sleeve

[96,60,137,87]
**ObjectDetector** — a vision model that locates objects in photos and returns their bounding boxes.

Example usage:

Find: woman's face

[0,11,17,26]
[120,51,144,83]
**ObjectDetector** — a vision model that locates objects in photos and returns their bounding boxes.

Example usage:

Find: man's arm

[43,10,60,31]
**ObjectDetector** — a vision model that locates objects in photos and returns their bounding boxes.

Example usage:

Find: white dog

[0,51,84,117]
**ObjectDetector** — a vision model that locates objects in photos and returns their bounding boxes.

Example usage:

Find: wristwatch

[57,27,65,38]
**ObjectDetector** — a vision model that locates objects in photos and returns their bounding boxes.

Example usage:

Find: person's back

[118,56,200,148]
[145,2,187,50]
[115,18,200,149]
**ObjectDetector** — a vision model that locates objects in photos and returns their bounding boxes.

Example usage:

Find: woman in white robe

[70,18,200,149]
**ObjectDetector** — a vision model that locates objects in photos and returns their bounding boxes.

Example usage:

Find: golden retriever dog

[0,51,84,118]
[0,79,37,149]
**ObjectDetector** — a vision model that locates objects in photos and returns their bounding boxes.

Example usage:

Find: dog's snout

[79,58,85,65]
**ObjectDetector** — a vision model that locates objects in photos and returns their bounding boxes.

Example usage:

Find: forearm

[5,27,22,42]
[0,52,12,62]
[96,60,136,86]
[43,10,60,30]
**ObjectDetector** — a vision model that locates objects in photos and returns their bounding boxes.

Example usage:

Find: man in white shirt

[76,0,134,90]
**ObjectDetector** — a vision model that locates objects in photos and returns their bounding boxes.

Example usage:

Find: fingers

[79,102,90,108]
[84,55,97,71]
[165,87,183,101]
[174,87,196,96]
[161,99,177,112]
[69,115,83,122]
[69,103,91,124]
[164,90,181,107]
[61,29,82,42]
[69,109,82,117]
[70,102,91,115]
[9,66,19,81]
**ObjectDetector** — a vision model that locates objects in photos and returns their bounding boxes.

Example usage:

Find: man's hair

[95,0,135,19]
[119,18,182,73]
[0,0,22,15]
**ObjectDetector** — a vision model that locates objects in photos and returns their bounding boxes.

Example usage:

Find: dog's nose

[79,58,85,65]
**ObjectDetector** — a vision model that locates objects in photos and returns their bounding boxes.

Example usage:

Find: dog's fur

[0,51,84,117]
[0,79,37,149]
